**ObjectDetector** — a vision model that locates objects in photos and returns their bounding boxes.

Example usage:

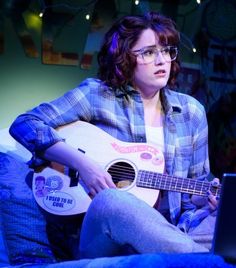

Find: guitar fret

[137,170,221,198]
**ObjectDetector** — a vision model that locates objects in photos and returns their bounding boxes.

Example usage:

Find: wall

[0,0,202,128]
[0,0,98,128]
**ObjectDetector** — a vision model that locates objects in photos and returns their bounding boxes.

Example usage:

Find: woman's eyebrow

[132,45,156,52]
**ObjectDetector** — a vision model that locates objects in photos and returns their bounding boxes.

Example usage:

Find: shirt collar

[106,83,183,114]
[101,83,137,99]
[161,87,182,115]
[116,84,137,97]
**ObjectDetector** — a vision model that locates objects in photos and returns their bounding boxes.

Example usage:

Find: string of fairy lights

[37,0,98,19]
[36,0,204,54]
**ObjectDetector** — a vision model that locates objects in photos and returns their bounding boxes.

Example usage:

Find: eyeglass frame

[132,45,178,64]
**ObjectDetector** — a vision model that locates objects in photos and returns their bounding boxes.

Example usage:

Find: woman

[10,11,218,259]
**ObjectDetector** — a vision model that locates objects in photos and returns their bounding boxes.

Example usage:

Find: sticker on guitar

[32,121,221,216]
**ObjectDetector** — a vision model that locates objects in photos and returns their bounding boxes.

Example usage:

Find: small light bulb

[192,47,197,53]
[135,0,139,5]
[196,0,201,4]
[85,14,90,20]
[39,12,44,17]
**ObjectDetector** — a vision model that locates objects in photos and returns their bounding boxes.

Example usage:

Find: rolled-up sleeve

[9,80,93,164]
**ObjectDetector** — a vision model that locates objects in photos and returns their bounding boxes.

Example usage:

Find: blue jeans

[79,189,211,258]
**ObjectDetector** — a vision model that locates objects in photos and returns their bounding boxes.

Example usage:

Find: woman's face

[132,28,171,98]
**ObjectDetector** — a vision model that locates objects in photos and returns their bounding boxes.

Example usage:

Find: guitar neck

[137,171,221,198]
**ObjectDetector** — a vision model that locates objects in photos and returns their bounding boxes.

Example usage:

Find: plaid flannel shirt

[10,78,211,232]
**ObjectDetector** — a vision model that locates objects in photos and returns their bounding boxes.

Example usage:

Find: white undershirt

[145,125,164,153]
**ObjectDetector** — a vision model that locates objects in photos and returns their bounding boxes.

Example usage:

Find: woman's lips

[154,69,166,77]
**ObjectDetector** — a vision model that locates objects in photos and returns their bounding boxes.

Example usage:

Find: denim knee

[88,188,137,219]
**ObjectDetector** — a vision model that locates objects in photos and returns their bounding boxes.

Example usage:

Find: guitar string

[107,163,221,196]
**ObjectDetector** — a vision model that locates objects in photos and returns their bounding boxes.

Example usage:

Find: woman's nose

[154,52,166,65]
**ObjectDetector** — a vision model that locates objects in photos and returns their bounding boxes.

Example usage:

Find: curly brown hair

[97,11,180,90]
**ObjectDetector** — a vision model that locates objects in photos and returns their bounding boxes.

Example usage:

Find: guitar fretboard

[137,170,221,198]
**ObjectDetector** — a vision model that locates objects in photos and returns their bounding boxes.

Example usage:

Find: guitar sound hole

[107,161,136,189]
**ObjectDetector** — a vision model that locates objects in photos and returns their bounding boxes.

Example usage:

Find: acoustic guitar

[32,121,221,216]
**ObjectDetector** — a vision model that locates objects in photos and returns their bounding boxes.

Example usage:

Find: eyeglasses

[132,45,178,64]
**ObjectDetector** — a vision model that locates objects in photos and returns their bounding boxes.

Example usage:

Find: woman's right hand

[78,154,117,197]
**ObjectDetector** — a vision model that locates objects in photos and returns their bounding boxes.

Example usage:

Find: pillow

[0,152,56,265]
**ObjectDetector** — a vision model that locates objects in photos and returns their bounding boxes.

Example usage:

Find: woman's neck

[142,91,163,127]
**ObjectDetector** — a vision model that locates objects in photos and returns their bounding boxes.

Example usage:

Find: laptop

[212,173,236,263]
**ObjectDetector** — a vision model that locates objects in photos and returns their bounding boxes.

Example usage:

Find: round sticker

[43,191,75,212]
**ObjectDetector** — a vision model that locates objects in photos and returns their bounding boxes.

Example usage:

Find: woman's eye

[142,49,155,56]
[161,47,170,54]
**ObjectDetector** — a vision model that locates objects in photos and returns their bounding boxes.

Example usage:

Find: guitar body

[33,121,165,216]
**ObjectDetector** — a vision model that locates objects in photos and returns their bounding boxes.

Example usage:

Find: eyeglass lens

[141,46,177,63]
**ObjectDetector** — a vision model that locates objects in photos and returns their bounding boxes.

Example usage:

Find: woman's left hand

[207,177,220,210]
